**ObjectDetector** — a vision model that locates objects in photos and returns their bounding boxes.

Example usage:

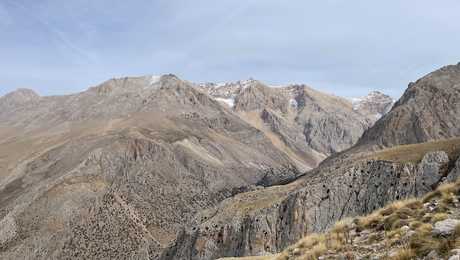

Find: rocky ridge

[198,80,386,170]
[357,64,460,150]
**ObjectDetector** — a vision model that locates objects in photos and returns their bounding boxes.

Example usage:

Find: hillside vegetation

[365,137,460,163]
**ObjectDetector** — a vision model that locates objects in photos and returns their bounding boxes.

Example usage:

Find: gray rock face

[416,151,450,196]
[357,64,460,149]
[161,151,457,259]
[432,219,460,236]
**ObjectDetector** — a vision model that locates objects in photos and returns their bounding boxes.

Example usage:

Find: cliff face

[225,174,460,260]
[161,148,460,259]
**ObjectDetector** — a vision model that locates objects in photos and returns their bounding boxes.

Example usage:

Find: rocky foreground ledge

[220,177,460,260]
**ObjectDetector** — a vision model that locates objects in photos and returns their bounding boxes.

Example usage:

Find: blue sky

[1,0,460,98]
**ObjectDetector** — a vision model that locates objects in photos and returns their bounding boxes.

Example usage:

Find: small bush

[409,221,423,230]
[409,232,438,256]
[423,190,442,203]
[358,213,382,229]
[404,200,423,210]
[390,248,416,260]
[303,243,327,260]
[441,192,455,205]
[431,213,449,223]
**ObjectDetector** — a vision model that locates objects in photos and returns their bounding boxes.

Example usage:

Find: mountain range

[0,63,459,260]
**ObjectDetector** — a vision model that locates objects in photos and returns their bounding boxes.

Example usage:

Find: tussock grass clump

[409,232,439,256]
[390,248,416,260]
[357,212,381,229]
[441,192,455,206]
[409,221,423,230]
[422,190,442,203]
[297,234,325,248]
[431,213,449,223]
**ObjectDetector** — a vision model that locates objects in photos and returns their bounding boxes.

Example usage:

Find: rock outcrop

[161,145,460,259]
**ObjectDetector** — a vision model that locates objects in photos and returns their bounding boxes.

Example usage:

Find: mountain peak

[350,91,394,120]
[1,88,40,104]
[357,64,460,149]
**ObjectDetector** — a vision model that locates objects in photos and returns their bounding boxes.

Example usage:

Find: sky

[1,0,460,99]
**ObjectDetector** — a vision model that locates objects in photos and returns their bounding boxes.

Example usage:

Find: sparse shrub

[390,248,416,260]
[431,213,449,223]
[404,199,423,210]
[422,214,432,223]
[380,206,396,216]
[387,229,402,239]
[409,221,423,230]
[438,238,455,257]
[441,192,455,205]
[383,214,400,231]
[331,219,352,244]
[358,213,381,229]
[396,207,415,219]
[302,243,327,260]
[438,182,457,194]
[409,232,438,256]
[423,190,442,203]
[416,223,433,234]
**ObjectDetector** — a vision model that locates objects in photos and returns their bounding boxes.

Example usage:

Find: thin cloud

[5,0,96,65]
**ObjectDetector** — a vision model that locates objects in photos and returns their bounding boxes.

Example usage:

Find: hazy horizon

[1,0,460,98]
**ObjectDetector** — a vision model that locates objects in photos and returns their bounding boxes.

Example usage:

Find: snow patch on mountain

[215,97,235,108]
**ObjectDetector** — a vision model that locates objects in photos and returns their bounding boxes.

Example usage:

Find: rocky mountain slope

[161,139,460,259]
[223,178,460,260]
[198,80,387,170]
[161,64,460,259]
[356,63,460,150]
[0,75,304,259]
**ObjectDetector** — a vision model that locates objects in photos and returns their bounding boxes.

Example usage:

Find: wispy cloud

[4,0,96,65]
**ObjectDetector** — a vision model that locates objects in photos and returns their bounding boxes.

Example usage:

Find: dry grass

[431,213,449,222]
[390,248,416,260]
[366,137,460,163]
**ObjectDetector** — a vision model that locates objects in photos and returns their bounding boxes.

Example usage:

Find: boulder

[432,219,460,236]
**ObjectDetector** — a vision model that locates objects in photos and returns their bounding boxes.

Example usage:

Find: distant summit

[350,91,394,120]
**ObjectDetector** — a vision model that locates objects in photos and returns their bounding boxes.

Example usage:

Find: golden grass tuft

[431,213,449,223]
[390,248,416,260]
